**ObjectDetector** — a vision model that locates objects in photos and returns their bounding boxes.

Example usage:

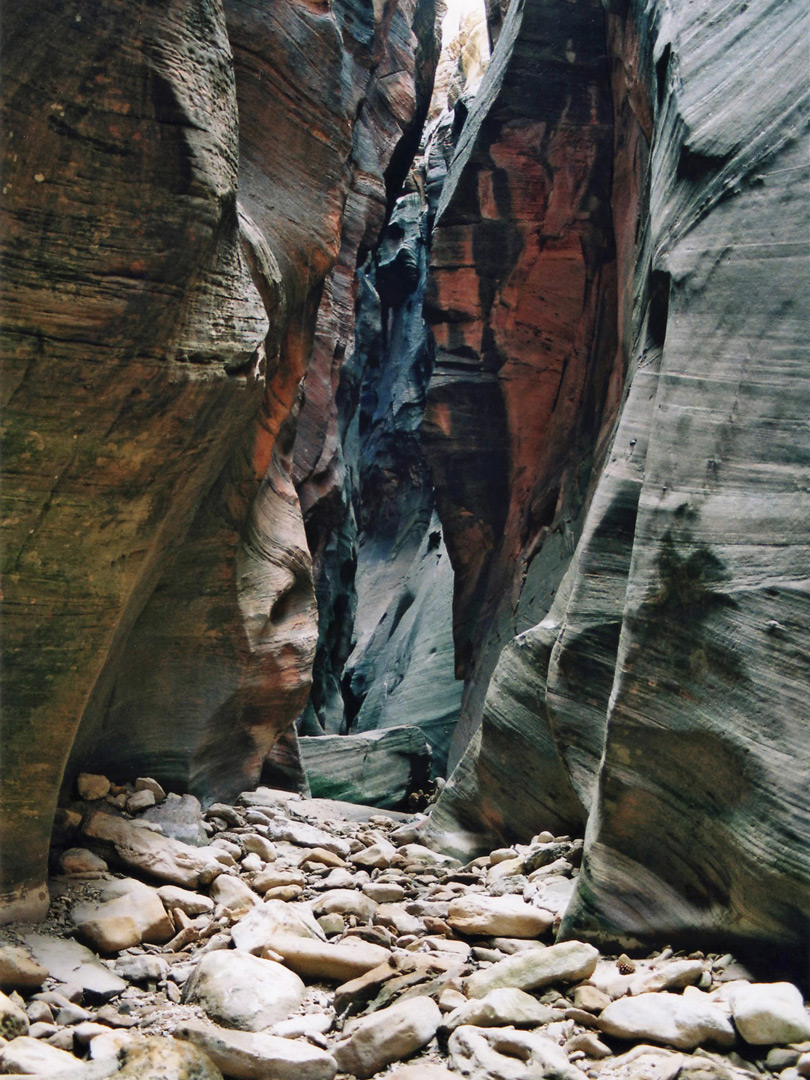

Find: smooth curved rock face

[299,726,432,810]
[431,0,810,960]
[0,0,438,916]
[560,0,810,955]
[423,0,618,770]
[0,0,250,921]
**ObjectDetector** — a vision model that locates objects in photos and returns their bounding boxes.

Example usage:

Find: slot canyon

[0,0,808,1077]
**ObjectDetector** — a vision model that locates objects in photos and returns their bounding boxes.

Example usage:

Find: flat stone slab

[22,933,126,1000]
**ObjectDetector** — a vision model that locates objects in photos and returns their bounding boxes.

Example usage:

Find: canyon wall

[427,0,810,963]
[0,0,437,920]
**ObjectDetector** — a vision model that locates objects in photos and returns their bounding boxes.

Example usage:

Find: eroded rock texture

[423,0,617,771]
[0,0,437,919]
[296,107,467,780]
[428,0,810,962]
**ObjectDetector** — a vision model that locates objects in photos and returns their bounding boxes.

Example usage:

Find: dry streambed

[0,777,808,1080]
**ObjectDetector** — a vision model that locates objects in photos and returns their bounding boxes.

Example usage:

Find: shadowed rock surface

[428,0,810,962]
[0,0,438,919]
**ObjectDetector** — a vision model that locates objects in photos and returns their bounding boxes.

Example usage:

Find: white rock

[272,1012,334,1038]
[374,903,425,937]
[264,817,351,858]
[350,838,397,870]
[241,834,277,862]
[259,934,390,982]
[594,1042,687,1080]
[157,885,214,916]
[333,995,442,1079]
[442,987,553,1032]
[388,1064,457,1080]
[82,808,225,888]
[126,789,156,814]
[729,982,810,1045]
[597,991,736,1050]
[112,954,169,984]
[116,1035,223,1079]
[363,881,406,903]
[0,1034,80,1074]
[231,899,324,954]
[465,940,599,998]
[90,1028,136,1063]
[448,1024,586,1080]
[447,894,553,939]
[240,853,263,873]
[72,878,174,953]
[208,875,260,913]
[398,844,459,867]
[22,934,127,1000]
[0,990,29,1040]
[249,867,306,894]
[176,1018,336,1080]
[183,950,305,1030]
[311,889,378,921]
[628,960,706,996]
[135,777,166,801]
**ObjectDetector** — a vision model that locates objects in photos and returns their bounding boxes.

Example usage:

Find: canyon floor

[0,781,808,1080]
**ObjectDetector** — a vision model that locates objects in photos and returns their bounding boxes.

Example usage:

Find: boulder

[728,982,810,1045]
[207,875,260,914]
[0,945,47,992]
[597,991,736,1050]
[183,950,305,1031]
[82,810,224,889]
[141,795,208,848]
[0,1035,81,1075]
[300,728,432,811]
[72,878,174,953]
[22,934,126,1001]
[157,886,214,917]
[231,900,324,954]
[116,1036,223,1079]
[58,849,109,876]
[447,895,553,939]
[175,1019,337,1080]
[0,991,29,1040]
[465,941,599,998]
[259,935,391,982]
[333,996,443,1079]
[442,987,554,1032]
[447,1025,586,1080]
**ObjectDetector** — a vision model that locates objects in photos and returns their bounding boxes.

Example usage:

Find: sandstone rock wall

[423,0,618,773]
[427,0,810,962]
[0,0,437,919]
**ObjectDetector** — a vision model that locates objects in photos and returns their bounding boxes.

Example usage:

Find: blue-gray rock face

[428,0,810,962]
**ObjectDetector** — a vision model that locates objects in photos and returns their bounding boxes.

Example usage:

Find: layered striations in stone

[422,0,618,772]
[296,109,464,782]
[0,0,251,922]
[0,0,437,918]
[429,0,810,961]
[561,0,810,956]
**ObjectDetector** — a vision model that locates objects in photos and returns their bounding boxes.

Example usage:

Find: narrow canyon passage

[0,0,809,1075]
